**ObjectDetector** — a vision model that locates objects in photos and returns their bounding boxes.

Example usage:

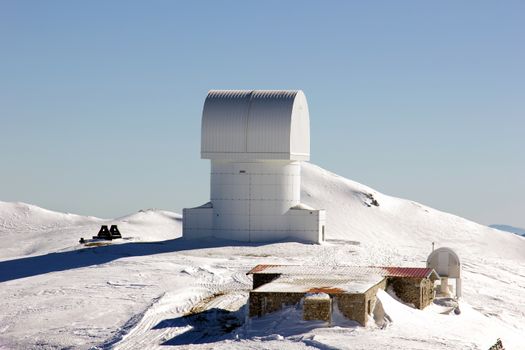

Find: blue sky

[1,1,524,227]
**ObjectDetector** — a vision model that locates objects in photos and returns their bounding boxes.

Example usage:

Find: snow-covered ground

[1,162,524,349]
[490,224,525,237]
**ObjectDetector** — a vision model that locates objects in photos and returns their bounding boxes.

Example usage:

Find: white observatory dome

[427,247,462,298]
[201,90,310,161]
[183,90,325,243]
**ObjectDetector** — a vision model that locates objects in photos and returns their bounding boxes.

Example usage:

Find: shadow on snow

[154,303,350,348]
[0,238,271,283]
[154,307,244,346]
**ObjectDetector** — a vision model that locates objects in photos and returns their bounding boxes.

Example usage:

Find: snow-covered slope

[0,201,182,259]
[302,163,524,261]
[0,163,524,350]
[0,201,103,259]
[490,224,525,237]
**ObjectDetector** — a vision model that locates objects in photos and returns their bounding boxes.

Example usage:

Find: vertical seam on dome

[244,90,255,153]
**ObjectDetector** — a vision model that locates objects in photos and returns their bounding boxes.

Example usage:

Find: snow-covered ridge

[1,163,524,349]
[301,162,524,260]
[1,163,524,260]
[0,201,101,229]
[0,201,182,259]
[0,201,182,227]
[490,224,525,237]
[1,163,523,262]
[116,208,182,223]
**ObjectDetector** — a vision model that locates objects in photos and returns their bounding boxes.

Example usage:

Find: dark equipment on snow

[109,225,122,239]
[79,225,123,244]
[94,225,111,239]
[92,225,122,240]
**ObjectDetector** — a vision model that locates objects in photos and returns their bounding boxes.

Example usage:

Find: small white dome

[427,247,461,278]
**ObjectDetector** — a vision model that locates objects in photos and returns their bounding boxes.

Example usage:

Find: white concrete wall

[182,207,213,239]
[211,160,300,241]
[288,207,326,243]
[183,160,324,243]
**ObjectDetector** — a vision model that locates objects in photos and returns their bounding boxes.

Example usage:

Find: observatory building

[183,90,326,243]
[427,247,462,298]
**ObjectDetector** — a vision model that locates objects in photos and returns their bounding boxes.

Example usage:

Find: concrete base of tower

[182,204,325,244]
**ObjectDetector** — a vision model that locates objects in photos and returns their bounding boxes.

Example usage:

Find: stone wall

[249,278,388,325]
[389,277,434,309]
[303,296,331,322]
[390,277,421,308]
[249,291,304,317]
[364,277,387,316]
[333,278,386,326]
[251,291,371,325]
[334,293,367,325]
[420,278,434,309]
[252,273,281,289]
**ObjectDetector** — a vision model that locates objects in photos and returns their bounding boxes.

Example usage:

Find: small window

[239,170,246,173]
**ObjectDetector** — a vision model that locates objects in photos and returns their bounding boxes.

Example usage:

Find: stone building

[303,293,332,322]
[389,276,435,309]
[247,265,439,326]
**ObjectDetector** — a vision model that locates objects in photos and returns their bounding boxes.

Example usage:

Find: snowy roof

[247,264,439,280]
[305,292,330,299]
[290,203,315,210]
[201,90,310,161]
[254,274,385,294]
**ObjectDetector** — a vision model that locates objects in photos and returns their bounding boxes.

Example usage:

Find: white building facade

[183,90,325,243]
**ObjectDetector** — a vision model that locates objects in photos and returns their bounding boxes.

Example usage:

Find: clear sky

[1,1,524,227]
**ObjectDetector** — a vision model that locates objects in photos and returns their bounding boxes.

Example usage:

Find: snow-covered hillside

[302,164,524,261]
[0,163,524,350]
[490,224,525,237]
[0,201,182,259]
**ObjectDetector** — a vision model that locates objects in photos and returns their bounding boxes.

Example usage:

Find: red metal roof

[247,264,439,279]
[247,264,281,274]
[380,267,436,279]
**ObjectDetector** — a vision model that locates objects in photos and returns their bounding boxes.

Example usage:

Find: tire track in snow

[106,267,251,350]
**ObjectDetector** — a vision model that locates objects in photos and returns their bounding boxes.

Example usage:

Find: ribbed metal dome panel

[201,90,310,160]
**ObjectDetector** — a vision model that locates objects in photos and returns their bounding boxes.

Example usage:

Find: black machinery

[79,225,122,244]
